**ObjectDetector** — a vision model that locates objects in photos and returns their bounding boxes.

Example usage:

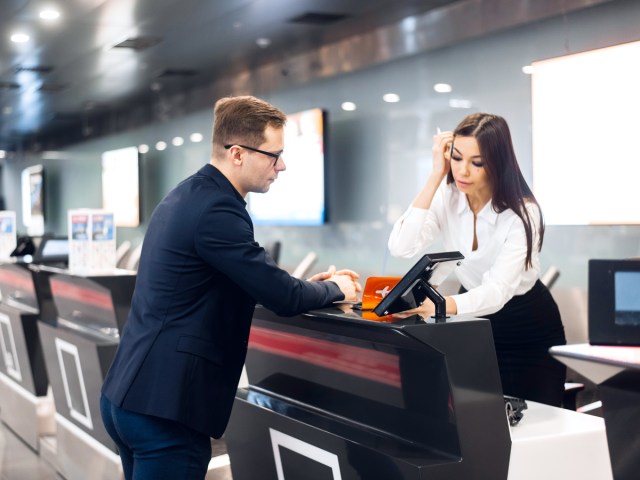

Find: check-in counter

[226,306,511,479]
[33,266,135,480]
[0,262,56,451]
[550,344,640,480]
[226,306,613,480]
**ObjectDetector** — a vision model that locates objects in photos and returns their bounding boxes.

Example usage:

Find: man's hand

[308,265,362,302]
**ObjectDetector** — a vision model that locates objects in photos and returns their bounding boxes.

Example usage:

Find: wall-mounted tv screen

[21,165,45,236]
[532,40,640,225]
[101,146,140,227]
[247,108,327,225]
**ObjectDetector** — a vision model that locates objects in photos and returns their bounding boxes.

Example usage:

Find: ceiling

[0,0,462,152]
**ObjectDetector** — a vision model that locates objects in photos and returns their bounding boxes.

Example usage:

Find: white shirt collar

[454,187,499,225]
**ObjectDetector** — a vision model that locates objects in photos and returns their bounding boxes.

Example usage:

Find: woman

[388,113,566,406]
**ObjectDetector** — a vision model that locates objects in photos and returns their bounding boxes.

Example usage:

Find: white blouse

[388,183,541,316]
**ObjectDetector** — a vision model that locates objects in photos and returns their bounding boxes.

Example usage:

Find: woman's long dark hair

[446,113,544,269]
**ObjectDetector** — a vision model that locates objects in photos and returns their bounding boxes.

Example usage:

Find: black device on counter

[589,258,640,346]
[373,251,464,321]
[504,395,528,427]
[32,236,69,266]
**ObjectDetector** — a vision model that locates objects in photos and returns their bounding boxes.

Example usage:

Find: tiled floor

[0,420,232,480]
[0,421,59,479]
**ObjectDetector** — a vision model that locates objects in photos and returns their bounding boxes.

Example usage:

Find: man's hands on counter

[307,265,362,302]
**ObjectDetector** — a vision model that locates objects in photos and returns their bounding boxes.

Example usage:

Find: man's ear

[227,145,242,165]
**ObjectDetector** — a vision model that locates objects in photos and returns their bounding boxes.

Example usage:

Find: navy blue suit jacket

[101,164,342,437]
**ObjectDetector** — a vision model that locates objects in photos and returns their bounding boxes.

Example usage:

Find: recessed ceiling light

[10,33,30,43]
[449,98,473,109]
[522,65,534,74]
[341,101,357,111]
[172,136,184,147]
[138,144,149,154]
[39,9,60,20]
[0,150,6,159]
[383,93,400,103]
[190,132,203,143]
[155,141,167,151]
[433,83,452,93]
[256,37,271,48]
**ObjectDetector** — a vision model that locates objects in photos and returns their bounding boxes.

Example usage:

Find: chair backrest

[124,242,144,271]
[264,240,282,265]
[291,252,317,279]
[541,265,560,289]
[115,240,131,266]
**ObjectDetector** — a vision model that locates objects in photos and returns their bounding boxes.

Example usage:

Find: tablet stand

[423,278,448,322]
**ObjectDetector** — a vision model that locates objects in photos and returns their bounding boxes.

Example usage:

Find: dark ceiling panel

[0,0,613,152]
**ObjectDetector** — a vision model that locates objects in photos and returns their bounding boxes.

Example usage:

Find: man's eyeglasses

[224,144,283,167]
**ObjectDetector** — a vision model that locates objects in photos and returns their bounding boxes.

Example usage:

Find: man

[100,96,360,479]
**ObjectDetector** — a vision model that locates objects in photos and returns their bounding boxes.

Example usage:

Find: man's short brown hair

[212,96,287,154]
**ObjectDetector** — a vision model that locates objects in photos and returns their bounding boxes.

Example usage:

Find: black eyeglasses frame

[224,144,283,167]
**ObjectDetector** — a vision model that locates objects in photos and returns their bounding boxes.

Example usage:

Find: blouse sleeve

[451,204,541,316]
[388,189,444,258]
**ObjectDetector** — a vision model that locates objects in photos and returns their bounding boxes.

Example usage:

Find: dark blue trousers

[100,394,211,480]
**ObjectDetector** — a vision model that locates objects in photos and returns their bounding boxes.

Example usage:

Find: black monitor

[589,258,640,346]
[32,236,69,266]
[373,251,464,320]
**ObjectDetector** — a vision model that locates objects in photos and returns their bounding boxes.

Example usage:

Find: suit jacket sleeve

[194,194,343,316]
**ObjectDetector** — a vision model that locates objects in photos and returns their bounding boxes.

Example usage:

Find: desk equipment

[588,258,640,346]
[373,251,464,321]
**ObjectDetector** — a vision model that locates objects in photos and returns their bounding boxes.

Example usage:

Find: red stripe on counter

[50,277,113,311]
[249,326,401,388]
[0,269,34,293]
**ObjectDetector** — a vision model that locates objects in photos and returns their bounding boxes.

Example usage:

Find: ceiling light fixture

[0,150,6,159]
[39,9,61,20]
[155,141,167,151]
[190,133,203,143]
[256,38,271,48]
[449,98,473,109]
[172,137,184,146]
[139,144,149,154]
[341,101,357,111]
[383,93,400,103]
[10,33,30,43]
[522,65,534,74]
[433,83,452,93]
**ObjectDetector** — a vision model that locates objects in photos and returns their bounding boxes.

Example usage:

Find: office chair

[264,240,282,265]
[124,242,143,271]
[116,240,131,267]
[291,252,317,279]
[541,266,589,411]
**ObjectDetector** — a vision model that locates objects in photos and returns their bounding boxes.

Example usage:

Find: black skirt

[483,280,567,406]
